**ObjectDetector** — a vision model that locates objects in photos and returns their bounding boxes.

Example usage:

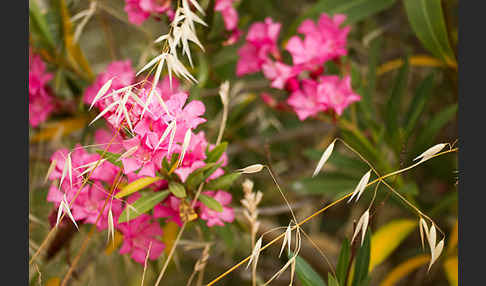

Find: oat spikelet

[241,179,263,245]
[312,140,335,177]
[237,164,265,174]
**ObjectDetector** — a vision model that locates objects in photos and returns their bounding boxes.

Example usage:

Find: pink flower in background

[236,18,282,76]
[118,214,165,264]
[125,0,173,26]
[286,79,324,120]
[215,0,238,31]
[94,129,125,154]
[198,191,235,227]
[29,52,55,127]
[215,0,240,45]
[286,13,350,70]
[262,61,299,89]
[317,75,360,115]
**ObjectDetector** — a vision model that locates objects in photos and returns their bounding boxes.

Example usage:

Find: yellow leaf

[443,256,458,286]
[162,221,179,255]
[447,220,458,255]
[379,255,429,286]
[30,116,90,143]
[115,177,163,198]
[369,219,417,271]
[59,0,94,80]
[46,277,61,286]
[377,54,456,77]
[105,231,123,255]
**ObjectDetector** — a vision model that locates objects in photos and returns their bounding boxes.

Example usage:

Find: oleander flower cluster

[124,0,240,44]
[46,60,235,264]
[236,13,361,120]
[29,50,55,127]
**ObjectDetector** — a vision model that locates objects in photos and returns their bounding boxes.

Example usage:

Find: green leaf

[412,104,457,158]
[214,225,235,249]
[206,142,228,163]
[385,56,409,147]
[186,163,221,190]
[286,0,396,40]
[95,150,123,167]
[118,191,169,223]
[352,230,371,286]
[292,173,358,196]
[198,194,223,212]
[336,239,351,285]
[403,0,456,66]
[29,0,56,49]
[205,172,241,190]
[116,177,163,198]
[328,275,340,286]
[168,182,186,198]
[404,74,435,136]
[289,252,327,286]
[360,37,382,119]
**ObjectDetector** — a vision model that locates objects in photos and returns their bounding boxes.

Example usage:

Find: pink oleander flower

[153,195,182,226]
[223,28,242,46]
[125,0,173,26]
[29,52,55,127]
[236,18,281,76]
[262,61,300,89]
[215,0,238,31]
[317,75,360,116]
[117,214,165,264]
[121,133,165,177]
[286,13,350,70]
[198,191,235,227]
[173,131,227,182]
[286,79,324,121]
[94,128,125,154]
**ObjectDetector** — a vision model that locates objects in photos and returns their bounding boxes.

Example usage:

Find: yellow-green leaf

[443,256,458,286]
[369,219,417,271]
[379,255,429,286]
[162,221,179,255]
[115,177,163,198]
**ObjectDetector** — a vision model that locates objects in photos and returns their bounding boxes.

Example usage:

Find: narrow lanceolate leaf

[95,150,123,167]
[198,194,223,212]
[168,182,186,198]
[336,239,351,284]
[115,176,163,198]
[205,142,228,163]
[118,191,169,223]
[290,252,326,286]
[348,170,372,203]
[237,164,264,174]
[312,140,335,177]
[369,219,417,271]
[205,172,241,190]
[178,129,192,166]
[90,78,113,110]
[352,210,370,246]
[429,239,444,271]
[413,143,447,162]
[403,0,456,66]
